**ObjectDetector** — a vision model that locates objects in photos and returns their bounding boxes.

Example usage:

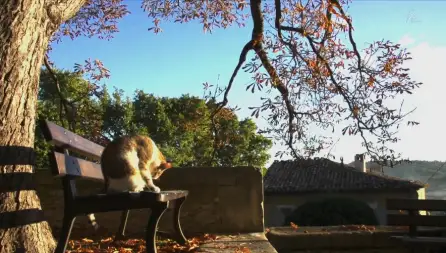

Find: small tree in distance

[0,0,420,251]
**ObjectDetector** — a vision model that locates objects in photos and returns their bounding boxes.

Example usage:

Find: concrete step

[197,233,278,253]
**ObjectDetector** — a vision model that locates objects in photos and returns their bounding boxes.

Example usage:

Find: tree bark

[0,0,85,252]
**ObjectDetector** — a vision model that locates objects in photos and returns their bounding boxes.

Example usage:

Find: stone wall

[34,166,264,238]
[156,166,264,234]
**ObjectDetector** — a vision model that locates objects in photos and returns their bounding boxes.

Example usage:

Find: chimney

[354,153,367,173]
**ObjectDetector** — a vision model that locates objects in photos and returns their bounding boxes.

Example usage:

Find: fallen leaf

[81,238,94,243]
[290,222,299,230]
[66,234,218,253]
[235,246,251,253]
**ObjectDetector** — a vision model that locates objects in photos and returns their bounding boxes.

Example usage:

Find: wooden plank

[40,120,104,161]
[53,152,104,181]
[391,236,446,246]
[387,214,446,227]
[387,198,446,211]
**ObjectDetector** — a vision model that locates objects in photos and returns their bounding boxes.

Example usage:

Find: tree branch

[45,0,88,26]
[210,38,255,164]
[43,55,76,131]
[206,0,415,163]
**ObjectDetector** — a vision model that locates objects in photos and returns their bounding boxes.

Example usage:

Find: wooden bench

[39,120,189,253]
[387,198,446,253]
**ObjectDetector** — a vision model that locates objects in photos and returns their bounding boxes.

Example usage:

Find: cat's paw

[130,185,145,193]
[148,185,161,193]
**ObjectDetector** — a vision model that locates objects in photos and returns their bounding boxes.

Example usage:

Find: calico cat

[87,135,172,230]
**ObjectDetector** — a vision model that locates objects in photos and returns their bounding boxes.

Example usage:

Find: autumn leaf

[335,61,344,68]
[295,3,305,12]
[100,237,113,243]
[352,106,360,117]
[235,246,251,253]
[383,58,396,73]
[290,222,299,230]
[367,76,375,87]
[81,238,94,243]
[328,4,341,17]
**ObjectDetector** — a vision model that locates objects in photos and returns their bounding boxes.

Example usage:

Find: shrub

[284,197,379,226]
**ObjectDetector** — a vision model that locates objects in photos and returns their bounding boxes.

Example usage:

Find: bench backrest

[40,120,105,181]
[386,198,446,235]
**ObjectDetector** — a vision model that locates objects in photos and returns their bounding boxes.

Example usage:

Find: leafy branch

[209,0,421,164]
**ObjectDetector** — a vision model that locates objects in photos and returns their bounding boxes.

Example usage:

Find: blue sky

[49,0,446,165]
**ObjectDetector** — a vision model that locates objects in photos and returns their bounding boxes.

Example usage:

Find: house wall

[264,189,425,227]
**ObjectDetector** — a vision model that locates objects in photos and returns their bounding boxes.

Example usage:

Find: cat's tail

[87,213,100,230]
[86,179,107,231]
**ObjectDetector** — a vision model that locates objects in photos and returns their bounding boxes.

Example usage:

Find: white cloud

[370,36,446,161]
[398,34,415,47]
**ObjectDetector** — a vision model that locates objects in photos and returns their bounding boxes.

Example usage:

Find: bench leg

[55,215,76,253]
[146,202,168,253]
[172,197,187,245]
[115,210,130,240]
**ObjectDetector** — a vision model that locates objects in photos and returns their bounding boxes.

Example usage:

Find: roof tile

[264,158,425,193]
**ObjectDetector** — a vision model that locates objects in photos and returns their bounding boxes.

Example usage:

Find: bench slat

[41,120,104,161]
[53,152,104,181]
[142,190,188,202]
[388,214,446,227]
[90,190,188,204]
[387,198,446,211]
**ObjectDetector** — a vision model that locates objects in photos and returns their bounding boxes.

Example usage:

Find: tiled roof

[264,158,425,194]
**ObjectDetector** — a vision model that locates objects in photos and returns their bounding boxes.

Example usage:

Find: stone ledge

[266,226,446,252]
[197,233,277,253]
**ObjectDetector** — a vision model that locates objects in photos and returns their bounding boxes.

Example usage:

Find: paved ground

[197,233,278,253]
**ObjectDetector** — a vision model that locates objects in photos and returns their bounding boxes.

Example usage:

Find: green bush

[284,198,379,226]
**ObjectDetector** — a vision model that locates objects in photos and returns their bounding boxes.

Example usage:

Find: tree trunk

[0,0,85,252]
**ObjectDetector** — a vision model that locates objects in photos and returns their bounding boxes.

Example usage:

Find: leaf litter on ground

[66,233,220,253]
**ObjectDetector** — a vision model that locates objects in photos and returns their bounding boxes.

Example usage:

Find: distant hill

[380,160,446,200]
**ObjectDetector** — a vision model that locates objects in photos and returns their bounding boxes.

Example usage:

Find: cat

[87,135,172,230]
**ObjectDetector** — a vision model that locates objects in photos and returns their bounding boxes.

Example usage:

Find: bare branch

[210,37,255,164]
[43,55,76,131]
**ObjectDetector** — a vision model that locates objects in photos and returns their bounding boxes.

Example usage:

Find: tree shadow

[0,145,47,229]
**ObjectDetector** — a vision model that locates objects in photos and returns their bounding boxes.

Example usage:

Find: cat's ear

[163,162,172,169]
[153,161,172,180]
[164,159,173,169]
